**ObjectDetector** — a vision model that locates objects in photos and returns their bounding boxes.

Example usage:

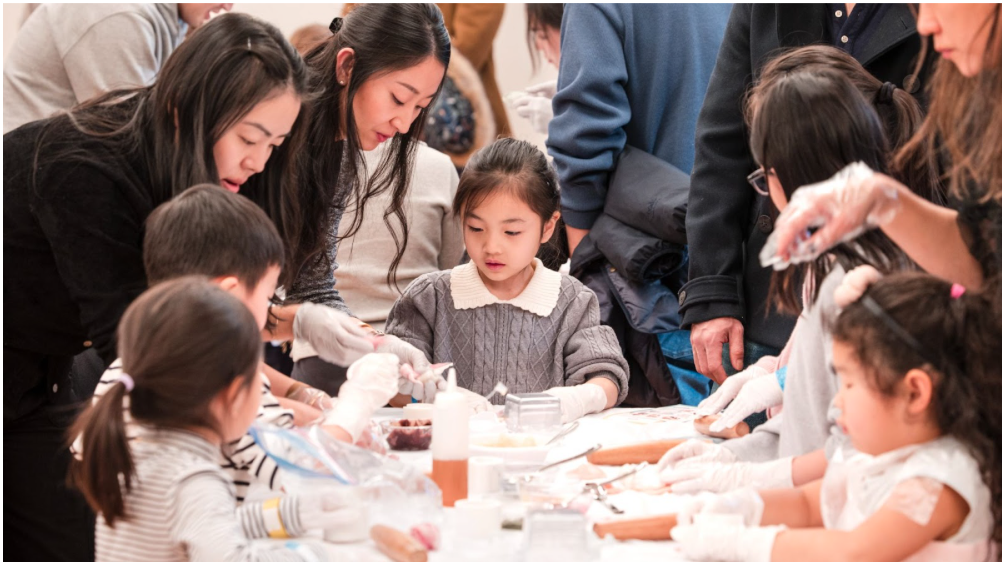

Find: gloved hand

[286,382,335,411]
[524,79,558,98]
[660,456,794,494]
[657,439,737,472]
[455,386,492,414]
[293,302,374,366]
[671,519,783,562]
[704,373,784,434]
[544,384,608,423]
[324,354,400,441]
[506,93,553,135]
[676,488,765,526]
[297,490,365,532]
[697,364,772,416]
[373,335,432,377]
[397,366,447,403]
[761,162,902,270]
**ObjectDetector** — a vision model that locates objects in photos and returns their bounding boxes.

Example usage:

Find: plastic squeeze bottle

[431,367,469,507]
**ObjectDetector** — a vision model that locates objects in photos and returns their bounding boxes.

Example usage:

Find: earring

[339,80,345,86]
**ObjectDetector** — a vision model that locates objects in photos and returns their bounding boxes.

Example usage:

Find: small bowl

[469,432,550,467]
[382,419,432,451]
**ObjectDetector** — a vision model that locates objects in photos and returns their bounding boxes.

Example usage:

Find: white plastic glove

[543,384,608,423]
[708,373,784,433]
[524,79,558,98]
[671,519,783,562]
[297,490,365,531]
[761,162,902,270]
[660,456,794,494]
[293,302,375,366]
[697,364,771,416]
[373,335,432,377]
[396,364,448,404]
[656,439,738,472]
[676,488,765,526]
[506,92,553,134]
[455,386,492,414]
[324,354,400,441]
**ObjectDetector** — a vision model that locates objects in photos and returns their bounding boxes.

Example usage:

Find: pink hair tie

[950,283,966,299]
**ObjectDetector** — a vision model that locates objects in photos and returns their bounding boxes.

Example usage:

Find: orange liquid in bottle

[431,458,468,507]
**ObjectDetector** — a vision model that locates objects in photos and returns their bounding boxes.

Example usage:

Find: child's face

[463,191,557,298]
[533,25,561,67]
[222,265,282,330]
[212,88,301,193]
[832,340,909,456]
[221,370,264,442]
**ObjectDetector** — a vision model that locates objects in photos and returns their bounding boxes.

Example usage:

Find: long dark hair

[68,277,261,526]
[263,4,451,290]
[34,13,309,206]
[832,272,1002,555]
[898,5,1002,203]
[526,4,563,71]
[748,47,941,313]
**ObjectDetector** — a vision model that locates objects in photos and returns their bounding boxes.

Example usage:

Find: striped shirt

[75,359,295,502]
[95,427,324,562]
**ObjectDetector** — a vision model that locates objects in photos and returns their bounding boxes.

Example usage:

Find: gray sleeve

[284,206,351,314]
[439,166,465,270]
[561,287,630,405]
[62,13,161,103]
[384,275,438,361]
[172,473,325,562]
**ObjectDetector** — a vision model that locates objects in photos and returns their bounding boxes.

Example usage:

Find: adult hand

[760,162,902,270]
[704,372,783,433]
[373,335,432,378]
[660,456,793,494]
[690,317,744,384]
[324,353,400,441]
[656,439,737,473]
[696,364,770,416]
[524,79,558,98]
[544,384,608,423]
[293,302,374,367]
[671,519,782,562]
[509,94,553,135]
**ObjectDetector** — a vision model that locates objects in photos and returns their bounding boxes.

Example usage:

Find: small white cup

[453,498,502,539]
[468,456,504,499]
[403,403,434,421]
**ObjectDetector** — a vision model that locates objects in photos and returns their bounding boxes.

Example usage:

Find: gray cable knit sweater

[385,261,629,405]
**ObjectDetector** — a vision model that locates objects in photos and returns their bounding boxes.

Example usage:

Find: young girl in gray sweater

[386,138,629,422]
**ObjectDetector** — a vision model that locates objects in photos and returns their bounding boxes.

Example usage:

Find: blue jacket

[547,3,731,230]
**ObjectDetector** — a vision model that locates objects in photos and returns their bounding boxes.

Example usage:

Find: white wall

[1,3,556,146]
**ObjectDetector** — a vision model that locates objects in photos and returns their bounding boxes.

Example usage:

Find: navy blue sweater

[547,3,731,230]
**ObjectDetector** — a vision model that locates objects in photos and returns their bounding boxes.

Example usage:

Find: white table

[316,406,704,561]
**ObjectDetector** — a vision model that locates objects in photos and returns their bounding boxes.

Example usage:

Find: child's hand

[656,439,737,472]
[703,373,784,433]
[660,457,793,494]
[543,384,607,423]
[454,387,491,414]
[671,518,783,562]
[297,491,365,532]
[676,488,765,526]
[323,354,400,441]
[696,364,772,417]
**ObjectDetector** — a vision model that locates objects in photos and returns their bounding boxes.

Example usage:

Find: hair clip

[329,16,344,34]
[950,283,966,299]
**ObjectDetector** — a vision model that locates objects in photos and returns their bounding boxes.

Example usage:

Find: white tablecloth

[310,406,704,561]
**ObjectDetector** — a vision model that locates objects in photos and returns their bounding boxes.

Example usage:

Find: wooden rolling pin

[694,414,750,440]
[586,439,687,465]
[371,525,428,562]
[593,513,679,541]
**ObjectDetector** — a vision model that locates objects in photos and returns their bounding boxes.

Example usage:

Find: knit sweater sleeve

[560,282,630,405]
[384,274,440,362]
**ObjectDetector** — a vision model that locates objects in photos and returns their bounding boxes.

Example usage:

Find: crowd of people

[3,3,1000,562]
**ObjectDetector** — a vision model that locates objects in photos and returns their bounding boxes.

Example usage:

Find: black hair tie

[329,16,343,34]
[877,81,897,105]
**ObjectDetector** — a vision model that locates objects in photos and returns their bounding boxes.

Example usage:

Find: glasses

[747,168,770,197]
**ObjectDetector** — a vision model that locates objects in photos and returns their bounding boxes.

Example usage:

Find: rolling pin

[693,415,750,439]
[586,439,687,465]
[593,513,679,541]
[370,525,428,562]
